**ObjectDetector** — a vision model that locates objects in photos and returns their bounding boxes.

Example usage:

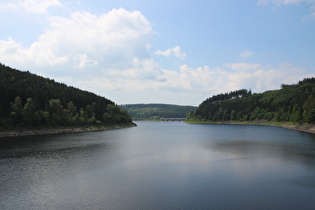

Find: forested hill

[120,104,197,120]
[0,63,132,128]
[187,78,315,124]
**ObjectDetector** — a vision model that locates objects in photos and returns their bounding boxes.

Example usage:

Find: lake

[1,121,315,209]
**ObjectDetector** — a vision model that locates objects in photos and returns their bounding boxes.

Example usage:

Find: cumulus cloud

[0,0,62,13]
[0,7,313,105]
[72,60,311,104]
[126,63,308,104]
[175,62,310,94]
[154,46,186,60]
[73,53,98,69]
[0,8,153,75]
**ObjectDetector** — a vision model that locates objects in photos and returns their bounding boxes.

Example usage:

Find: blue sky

[1,0,315,105]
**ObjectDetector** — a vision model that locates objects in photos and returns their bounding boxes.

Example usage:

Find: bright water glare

[1,121,315,209]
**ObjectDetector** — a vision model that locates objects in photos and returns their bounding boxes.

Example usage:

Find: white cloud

[258,0,315,14]
[68,60,312,105]
[174,62,310,94]
[0,0,62,14]
[258,0,314,5]
[56,62,228,103]
[73,53,98,69]
[0,7,313,105]
[154,46,186,60]
[0,8,153,75]
[240,50,254,58]
[258,0,315,19]
[225,63,261,71]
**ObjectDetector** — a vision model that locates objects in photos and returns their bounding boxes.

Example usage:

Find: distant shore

[185,120,315,135]
[0,123,137,138]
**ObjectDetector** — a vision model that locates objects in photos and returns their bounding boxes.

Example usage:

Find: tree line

[0,63,132,128]
[187,78,315,124]
[120,104,197,120]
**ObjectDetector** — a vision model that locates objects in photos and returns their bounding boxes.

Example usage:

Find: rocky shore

[278,123,315,134]
[186,120,315,135]
[0,123,137,138]
[222,121,315,134]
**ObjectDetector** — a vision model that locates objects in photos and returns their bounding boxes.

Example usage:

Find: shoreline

[185,120,315,135]
[0,123,137,138]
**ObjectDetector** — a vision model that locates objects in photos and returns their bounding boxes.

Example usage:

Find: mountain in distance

[120,104,197,120]
[187,78,315,124]
[0,63,132,128]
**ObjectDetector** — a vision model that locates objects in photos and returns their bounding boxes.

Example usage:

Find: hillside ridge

[0,63,132,128]
[187,78,315,125]
[121,103,197,120]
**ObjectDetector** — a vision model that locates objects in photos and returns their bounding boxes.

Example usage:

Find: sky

[1,0,315,106]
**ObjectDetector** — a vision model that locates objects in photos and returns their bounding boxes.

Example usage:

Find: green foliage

[10,96,23,125]
[0,63,132,128]
[23,98,36,125]
[187,78,315,124]
[103,104,132,124]
[120,104,197,120]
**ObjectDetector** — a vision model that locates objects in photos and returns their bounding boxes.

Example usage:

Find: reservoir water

[1,121,315,209]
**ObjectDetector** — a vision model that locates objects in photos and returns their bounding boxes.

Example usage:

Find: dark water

[1,122,315,209]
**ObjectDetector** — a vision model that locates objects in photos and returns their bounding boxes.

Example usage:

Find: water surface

[1,122,315,209]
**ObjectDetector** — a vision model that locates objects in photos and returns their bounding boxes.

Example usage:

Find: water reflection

[207,139,315,161]
[203,134,315,192]
[1,122,315,209]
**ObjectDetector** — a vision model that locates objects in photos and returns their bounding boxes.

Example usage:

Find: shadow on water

[0,132,119,202]
[207,139,315,160]
[204,137,315,189]
[0,141,108,159]
[196,124,315,161]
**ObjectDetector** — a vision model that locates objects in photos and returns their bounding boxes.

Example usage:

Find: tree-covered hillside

[120,104,197,120]
[187,78,315,124]
[0,63,132,128]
